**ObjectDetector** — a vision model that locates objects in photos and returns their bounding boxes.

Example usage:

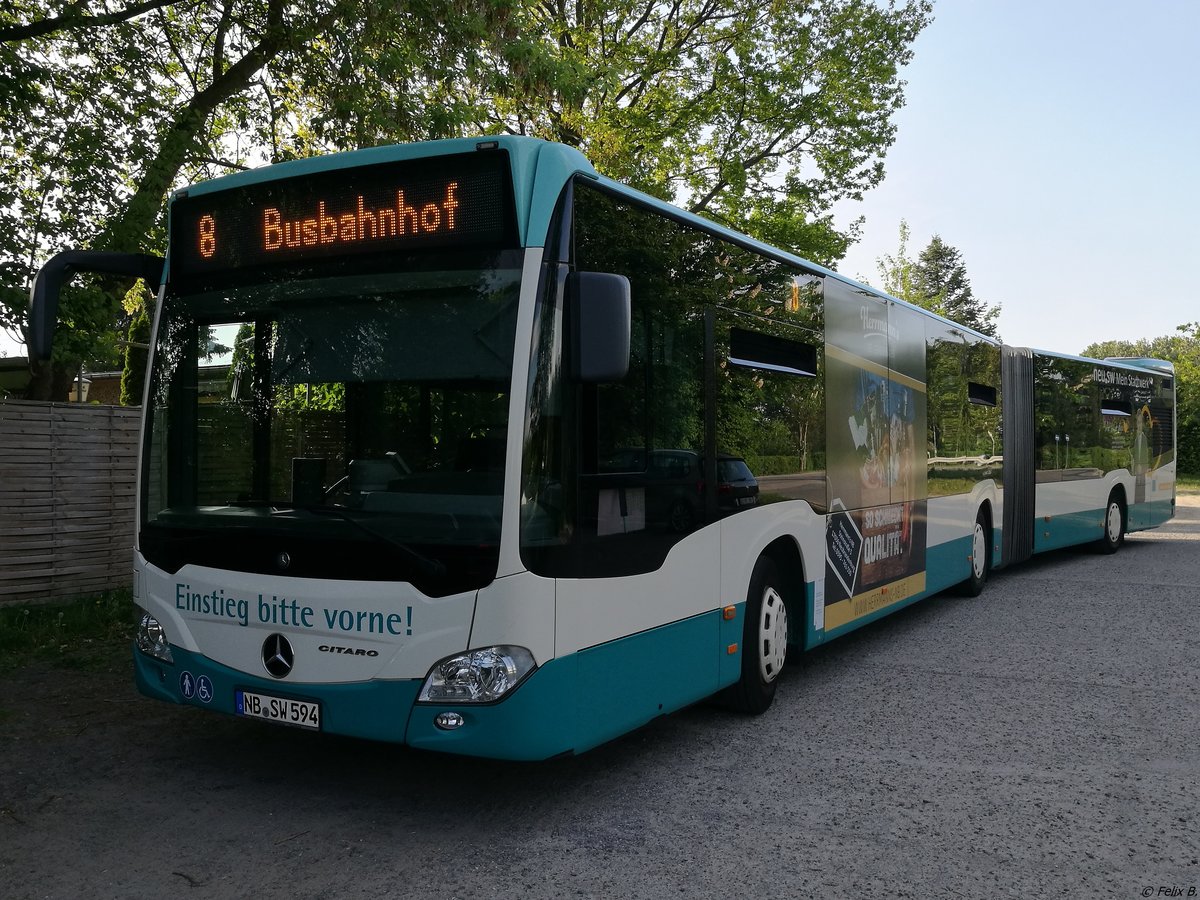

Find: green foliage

[5,0,930,396]
[1081,330,1197,363]
[1177,473,1200,493]
[2,0,524,396]
[926,336,1001,482]
[876,219,918,301]
[225,321,255,400]
[913,237,999,337]
[744,452,826,476]
[1083,324,1200,475]
[119,284,152,406]
[274,383,346,411]
[2,3,175,368]
[875,220,1000,338]
[473,0,932,266]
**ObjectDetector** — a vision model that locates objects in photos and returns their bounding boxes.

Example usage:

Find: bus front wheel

[728,556,789,714]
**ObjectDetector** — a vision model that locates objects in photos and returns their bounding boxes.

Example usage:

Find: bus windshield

[141,254,522,593]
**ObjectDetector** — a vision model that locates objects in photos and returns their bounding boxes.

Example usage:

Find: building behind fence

[0,400,138,606]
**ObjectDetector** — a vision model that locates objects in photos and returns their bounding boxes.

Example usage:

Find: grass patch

[1176,474,1200,494]
[0,590,134,673]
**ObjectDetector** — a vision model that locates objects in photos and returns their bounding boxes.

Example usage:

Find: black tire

[727,556,790,714]
[957,508,991,597]
[1097,492,1125,554]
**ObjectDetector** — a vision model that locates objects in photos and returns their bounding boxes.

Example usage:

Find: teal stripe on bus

[1033,508,1104,553]
[408,609,727,759]
[813,534,976,644]
[137,609,736,761]
[1129,499,1173,532]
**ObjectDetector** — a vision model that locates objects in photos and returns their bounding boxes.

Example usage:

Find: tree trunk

[26,356,78,402]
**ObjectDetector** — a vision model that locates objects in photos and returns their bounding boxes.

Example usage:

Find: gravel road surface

[3,498,1198,899]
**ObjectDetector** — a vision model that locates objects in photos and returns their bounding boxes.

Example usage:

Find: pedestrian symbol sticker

[196,675,214,704]
[180,671,196,699]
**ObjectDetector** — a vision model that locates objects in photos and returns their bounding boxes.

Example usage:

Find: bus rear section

[1000,348,1176,564]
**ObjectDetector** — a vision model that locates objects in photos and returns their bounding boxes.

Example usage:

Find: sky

[831,0,1200,354]
[5,0,1197,361]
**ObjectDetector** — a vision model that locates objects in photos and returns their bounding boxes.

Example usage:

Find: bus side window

[717,314,826,513]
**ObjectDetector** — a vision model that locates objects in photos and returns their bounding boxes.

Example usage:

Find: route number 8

[199,215,216,258]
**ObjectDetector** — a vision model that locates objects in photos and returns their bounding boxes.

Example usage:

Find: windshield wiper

[289,505,447,578]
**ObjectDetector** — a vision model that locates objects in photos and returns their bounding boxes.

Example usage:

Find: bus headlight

[134,607,174,663]
[418,646,535,703]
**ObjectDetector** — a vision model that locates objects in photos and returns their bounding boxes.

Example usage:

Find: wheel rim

[972,522,986,579]
[758,587,788,683]
[670,502,691,531]
[1107,502,1121,543]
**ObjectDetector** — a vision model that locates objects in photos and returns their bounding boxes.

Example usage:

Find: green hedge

[742,453,825,476]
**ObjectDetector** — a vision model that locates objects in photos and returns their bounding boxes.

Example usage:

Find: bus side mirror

[30,250,165,361]
[568,271,631,383]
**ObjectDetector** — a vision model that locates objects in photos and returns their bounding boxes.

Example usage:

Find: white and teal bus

[31,137,1176,759]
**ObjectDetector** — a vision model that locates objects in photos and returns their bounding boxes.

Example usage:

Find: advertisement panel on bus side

[821,282,929,631]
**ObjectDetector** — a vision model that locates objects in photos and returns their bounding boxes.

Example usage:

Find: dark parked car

[601,449,758,532]
[714,455,759,513]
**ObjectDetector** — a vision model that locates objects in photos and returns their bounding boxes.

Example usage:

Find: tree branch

[212,0,234,84]
[96,0,300,253]
[0,0,185,43]
[620,0,658,45]
[191,155,249,171]
[157,4,199,95]
[255,77,281,162]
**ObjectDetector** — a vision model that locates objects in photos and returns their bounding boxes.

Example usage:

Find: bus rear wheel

[957,509,991,597]
[1097,493,1125,554]
[728,556,789,714]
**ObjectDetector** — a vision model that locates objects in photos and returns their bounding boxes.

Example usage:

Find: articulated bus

[30,137,1176,759]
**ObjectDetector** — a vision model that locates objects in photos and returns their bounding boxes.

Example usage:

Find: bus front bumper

[133,644,578,760]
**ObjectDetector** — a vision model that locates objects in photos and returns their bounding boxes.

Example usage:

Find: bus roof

[1103,356,1175,375]
[1025,347,1174,377]
[587,170,1003,345]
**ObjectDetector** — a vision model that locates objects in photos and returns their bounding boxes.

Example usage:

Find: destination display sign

[170,151,515,284]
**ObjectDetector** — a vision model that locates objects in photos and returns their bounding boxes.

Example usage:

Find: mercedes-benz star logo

[262,633,294,679]
[276,551,291,571]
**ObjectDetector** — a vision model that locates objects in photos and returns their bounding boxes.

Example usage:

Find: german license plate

[236,690,320,730]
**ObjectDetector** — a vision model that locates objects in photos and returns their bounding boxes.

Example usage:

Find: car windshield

[141,254,522,589]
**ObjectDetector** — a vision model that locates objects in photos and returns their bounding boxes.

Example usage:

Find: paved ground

[2,499,1198,899]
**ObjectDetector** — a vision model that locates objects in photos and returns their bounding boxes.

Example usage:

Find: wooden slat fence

[0,400,140,606]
